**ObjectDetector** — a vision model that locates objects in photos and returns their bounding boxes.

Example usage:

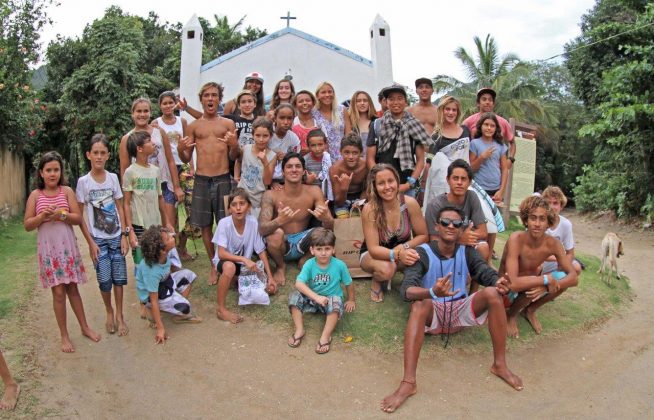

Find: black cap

[415,77,433,88]
[382,84,407,99]
[476,87,496,101]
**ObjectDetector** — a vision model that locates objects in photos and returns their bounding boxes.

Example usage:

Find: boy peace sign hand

[432,272,459,298]
[304,170,317,185]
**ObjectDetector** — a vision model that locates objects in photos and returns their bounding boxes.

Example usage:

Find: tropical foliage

[566,0,654,217]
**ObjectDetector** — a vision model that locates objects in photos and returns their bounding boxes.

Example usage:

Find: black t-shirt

[429,125,471,155]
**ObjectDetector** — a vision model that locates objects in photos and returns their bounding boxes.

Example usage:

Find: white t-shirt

[212,215,266,266]
[76,171,123,239]
[269,129,301,180]
[156,116,184,166]
[546,215,574,251]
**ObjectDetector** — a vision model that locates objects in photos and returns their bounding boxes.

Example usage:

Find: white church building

[179,14,394,110]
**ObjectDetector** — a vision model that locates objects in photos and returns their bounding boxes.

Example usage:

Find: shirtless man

[259,152,334,285]
[407,77,438,135]
[178,82,238,285]
[499,195,578,338]
[380,206,521,413]
[329,133,369,217]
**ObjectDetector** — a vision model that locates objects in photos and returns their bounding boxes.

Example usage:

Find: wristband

[406,176,417,186]
[389,249,395,263]
[429,287,438,300]
[543,275,549,286]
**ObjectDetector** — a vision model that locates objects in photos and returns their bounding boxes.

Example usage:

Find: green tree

[432,34,551,127]
[0,0,51,154]
[566,0,654,217]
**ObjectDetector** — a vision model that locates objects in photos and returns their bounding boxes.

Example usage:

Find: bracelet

[389,249,395,263]
[429,287,437,300]
[406,176,417,186]
[543,275,549,286]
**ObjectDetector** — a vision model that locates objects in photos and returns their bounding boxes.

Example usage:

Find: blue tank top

[419,244,469,303]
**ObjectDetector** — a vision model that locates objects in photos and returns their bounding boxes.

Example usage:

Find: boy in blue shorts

[287,228,356,354]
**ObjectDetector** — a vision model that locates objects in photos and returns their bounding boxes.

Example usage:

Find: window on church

[187,30,195,39]
[370,30,373,39]
[379,28,386,37]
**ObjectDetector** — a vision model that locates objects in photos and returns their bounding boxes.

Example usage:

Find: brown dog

[598,232,624,284]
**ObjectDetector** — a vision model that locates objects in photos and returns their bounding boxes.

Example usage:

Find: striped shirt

[36,187,69,215]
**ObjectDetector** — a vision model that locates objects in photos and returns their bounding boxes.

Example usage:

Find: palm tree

[432,34,552,128]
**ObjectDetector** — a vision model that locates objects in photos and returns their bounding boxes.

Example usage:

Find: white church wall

[200,33,378,106]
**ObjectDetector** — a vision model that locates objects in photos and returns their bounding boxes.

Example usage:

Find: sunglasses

[438,218,465,228]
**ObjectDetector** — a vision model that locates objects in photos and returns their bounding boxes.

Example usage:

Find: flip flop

[173,315,203,324]
[315,338,332,355]
[288,333,305,348]
[370,288,384,303]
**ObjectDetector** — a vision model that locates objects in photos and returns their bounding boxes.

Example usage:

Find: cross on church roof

[280,11,296,28]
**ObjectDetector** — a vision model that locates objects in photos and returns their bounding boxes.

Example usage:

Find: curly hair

[140,225,167,266]
[519,196,555,227]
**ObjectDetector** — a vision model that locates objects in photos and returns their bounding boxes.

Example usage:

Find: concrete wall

[200,33,377,107]
[0,146,26,218]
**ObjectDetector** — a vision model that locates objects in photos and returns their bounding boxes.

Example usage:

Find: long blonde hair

[348,90,377,133]
[315,81,340,127]
[433,95,461,137]
[366,163,400,233]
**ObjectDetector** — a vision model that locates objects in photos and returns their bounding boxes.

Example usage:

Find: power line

[542,20,654,61]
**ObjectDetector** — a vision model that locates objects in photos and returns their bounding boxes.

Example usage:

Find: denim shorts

[288,289,343,318]
[161,181,176,205]
[93,236,128,292]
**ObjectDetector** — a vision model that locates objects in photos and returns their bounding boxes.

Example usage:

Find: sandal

[315,338,332,355]
[287,332,305,348]
[370,288,384,303]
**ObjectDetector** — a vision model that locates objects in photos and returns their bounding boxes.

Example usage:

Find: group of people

[8,72,584,413]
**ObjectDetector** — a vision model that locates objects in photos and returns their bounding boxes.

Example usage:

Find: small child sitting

[287,228,355,354]
[137,225,202,344]
[303,129,332,198]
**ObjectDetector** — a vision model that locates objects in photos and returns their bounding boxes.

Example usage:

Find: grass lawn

[0,218,42,418]
[184,215,633,354]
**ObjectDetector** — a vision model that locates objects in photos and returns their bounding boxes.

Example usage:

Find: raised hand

[304,170,317,185]
[275,150,285,161]
[256,149,268,162]
[432,272,459,298]
[307,200,330,222]
[176,97,188,111]
[459,221,478,246]
[332,172,353,191]
[177,136,195,153]
[276,202,300,226]
[219,129,238,148]
[482,146,496,160]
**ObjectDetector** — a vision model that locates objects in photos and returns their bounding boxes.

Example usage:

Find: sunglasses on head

[438,218,465,228]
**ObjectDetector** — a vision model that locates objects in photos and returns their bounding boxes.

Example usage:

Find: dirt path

[28,212,653,418]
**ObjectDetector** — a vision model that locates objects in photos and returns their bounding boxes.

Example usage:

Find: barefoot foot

[61,336,75,353]
[521,307,542,334]
[507,316,519,338]
[490,364,524,391]
[105,312,116,334]
[81,327,101,343]
[273,268,286,287]
[216,308,244,324]
[117,319,129,337]
[208,266,218,285]
[380,380,417,413]
[0,383,20,410]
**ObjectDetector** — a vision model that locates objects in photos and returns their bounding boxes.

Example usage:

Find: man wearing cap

[462,87,516,165]
[223,72,266,117]
[366,84,430,194]
[408,77,438,135]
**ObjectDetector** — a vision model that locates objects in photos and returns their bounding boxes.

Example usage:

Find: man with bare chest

[178,82,238,284]
[329,133,369,217]
[498,196,578,338]
[407,77,438,136]
[259,153,334,286]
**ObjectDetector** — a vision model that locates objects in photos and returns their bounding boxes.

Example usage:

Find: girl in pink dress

[23,151,100,353]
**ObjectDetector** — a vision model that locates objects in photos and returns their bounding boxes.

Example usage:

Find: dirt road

[29,213,654,418]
